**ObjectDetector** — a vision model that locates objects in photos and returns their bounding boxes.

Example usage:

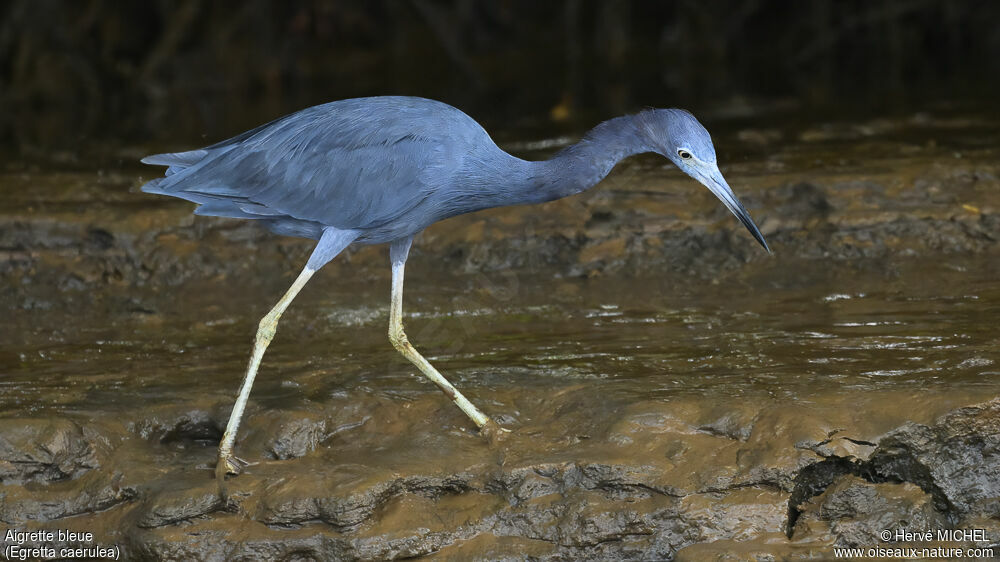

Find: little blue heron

[140,96,769,479]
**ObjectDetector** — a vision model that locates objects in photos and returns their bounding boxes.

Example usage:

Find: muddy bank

[1,111,999,559]
[1,392,998,559]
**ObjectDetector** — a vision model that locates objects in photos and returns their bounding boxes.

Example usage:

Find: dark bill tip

[734,202,771,254]
[706,174,771,254]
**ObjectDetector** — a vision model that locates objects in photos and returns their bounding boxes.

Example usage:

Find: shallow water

[3,254,998,417]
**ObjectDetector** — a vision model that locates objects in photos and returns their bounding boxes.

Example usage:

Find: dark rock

[792,476,947,547]
[137,479,224,528]
[0,418,98,484]
[869,400,1000,519]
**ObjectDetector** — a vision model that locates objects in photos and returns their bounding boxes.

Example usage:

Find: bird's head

[636,108,770,253]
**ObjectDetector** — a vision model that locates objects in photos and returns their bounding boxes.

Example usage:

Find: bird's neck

[528,115,650,204]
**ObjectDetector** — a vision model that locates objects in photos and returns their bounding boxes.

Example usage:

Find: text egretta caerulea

[141,96,769,479]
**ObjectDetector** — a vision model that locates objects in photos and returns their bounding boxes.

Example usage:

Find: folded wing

[141,97,475,232]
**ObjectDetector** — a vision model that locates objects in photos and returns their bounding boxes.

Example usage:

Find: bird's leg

[387,239,509,441]
[216,265,315,481]
[214,228,359,488]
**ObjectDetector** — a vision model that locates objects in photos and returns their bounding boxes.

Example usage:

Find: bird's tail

[140,149,210,183]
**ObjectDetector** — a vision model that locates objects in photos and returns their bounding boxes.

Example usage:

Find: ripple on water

[2,257,998,414]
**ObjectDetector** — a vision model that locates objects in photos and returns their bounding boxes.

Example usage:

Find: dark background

[2,0,998,152]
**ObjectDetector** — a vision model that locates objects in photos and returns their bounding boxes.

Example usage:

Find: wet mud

[2,111,999,559]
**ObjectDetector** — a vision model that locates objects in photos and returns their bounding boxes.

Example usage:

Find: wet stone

[0,470,136,524]
[137,478,224,528]
[242,409,330,460]
[0,418,98,484]
[791,475,947,548]
[129,404,226,444]
[679,488,789,543]
[870,400,1000,520]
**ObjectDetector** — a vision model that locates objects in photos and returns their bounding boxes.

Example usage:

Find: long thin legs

[387,238,505,436]
[215,265,313,478]
[216,228,357,480]
[217,230,504,484]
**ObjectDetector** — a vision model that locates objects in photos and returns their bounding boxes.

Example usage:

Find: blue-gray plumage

[140,96,769,480]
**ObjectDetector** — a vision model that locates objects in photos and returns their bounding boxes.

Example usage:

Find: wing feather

[141,97,482,231]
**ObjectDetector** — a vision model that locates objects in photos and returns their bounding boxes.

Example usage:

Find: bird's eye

[678,149,692,160]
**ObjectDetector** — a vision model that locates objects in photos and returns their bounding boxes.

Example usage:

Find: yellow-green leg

[388,238,508,440]
[216,227,358,484]
[216,266,314,481]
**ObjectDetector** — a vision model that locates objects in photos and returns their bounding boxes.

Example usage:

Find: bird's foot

[480,418,512,446]
[215,453,248,481]
[214,453,246,500]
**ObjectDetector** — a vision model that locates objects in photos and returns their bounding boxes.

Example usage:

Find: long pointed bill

[701,170,770,253]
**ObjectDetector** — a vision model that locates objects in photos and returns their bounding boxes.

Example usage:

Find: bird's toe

[216,454,248,479]
[480,419,512,446]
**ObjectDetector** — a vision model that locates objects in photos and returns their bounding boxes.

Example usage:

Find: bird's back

[141,97,498,241]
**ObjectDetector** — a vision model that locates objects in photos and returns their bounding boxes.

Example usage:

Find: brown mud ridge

[1,113,999,559]
[2,392,999,560]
